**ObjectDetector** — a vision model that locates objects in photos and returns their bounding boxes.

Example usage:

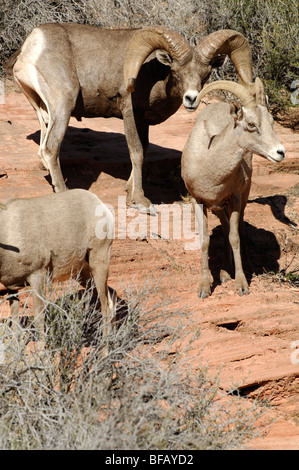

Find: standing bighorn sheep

[0,189,115,341]
[7,24,255,207]
[181,78,285,298]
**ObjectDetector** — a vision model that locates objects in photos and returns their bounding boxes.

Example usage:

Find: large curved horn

[196,30,253,89]
[124,26,192,92]
[195,79,256,108]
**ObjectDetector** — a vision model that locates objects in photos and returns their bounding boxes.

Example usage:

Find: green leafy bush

[203,0,298,109]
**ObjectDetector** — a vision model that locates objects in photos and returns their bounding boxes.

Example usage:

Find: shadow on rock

[208,222,281,293]
[27,127,185,204]
[249,195,297,228]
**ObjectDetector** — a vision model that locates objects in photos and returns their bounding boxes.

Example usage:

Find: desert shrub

[1,0,298,109]
[0,0,205,77]
[0,275,268,450]
[202,0,299,109]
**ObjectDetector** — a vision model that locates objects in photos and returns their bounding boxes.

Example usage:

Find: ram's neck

[202,123,246,183]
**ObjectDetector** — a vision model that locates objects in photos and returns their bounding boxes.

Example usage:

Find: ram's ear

[156,50,173,66]
[230,99,243,126]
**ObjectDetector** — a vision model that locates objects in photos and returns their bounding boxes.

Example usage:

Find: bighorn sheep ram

[0,189,115,340]
[181,78,285,298]
[7,24,255,208]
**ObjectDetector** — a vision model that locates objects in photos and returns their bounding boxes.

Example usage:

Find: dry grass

[0,274,270,450]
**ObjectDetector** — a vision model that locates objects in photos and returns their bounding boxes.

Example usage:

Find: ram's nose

[183,91,199,111]
[268,145,286,163]
[275,145,286,161]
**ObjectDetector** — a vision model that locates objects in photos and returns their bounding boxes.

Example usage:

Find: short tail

[5,48,21,76]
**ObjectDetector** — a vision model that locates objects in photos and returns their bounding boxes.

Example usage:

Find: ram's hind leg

[217,207,233,284]
[38,88,80,193]
[13,62,79,193]
[12,76,48,169]
[239,184,254,275]
[229,195,249,296]
[87,243,116,350]
[194,200,211,298]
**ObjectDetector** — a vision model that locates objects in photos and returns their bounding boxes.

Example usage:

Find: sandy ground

[0,86,298,450]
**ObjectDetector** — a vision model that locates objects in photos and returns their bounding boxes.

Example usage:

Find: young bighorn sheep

[181,79,285,298]
[7,24,255,207]
[0,189,115,341]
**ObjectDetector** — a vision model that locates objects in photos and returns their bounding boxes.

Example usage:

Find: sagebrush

[0,275,269,449]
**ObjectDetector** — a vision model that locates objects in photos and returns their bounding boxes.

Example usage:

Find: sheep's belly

[50,252,88,282]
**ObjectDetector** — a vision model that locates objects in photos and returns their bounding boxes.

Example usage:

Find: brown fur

[8,24,252,207]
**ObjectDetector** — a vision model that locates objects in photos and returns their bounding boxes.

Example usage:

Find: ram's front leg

[123,108,151,208]
[229,195,249,296]
[194,201,211,298]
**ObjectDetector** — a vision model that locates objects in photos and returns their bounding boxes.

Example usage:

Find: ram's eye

[248,122,256,129]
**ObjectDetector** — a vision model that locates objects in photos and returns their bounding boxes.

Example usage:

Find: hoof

[220,269,231,284]
[237,287,250,296]
[198,293,209,299]
[125,190,151,209]
[198,289,210,299]
[130,203,157,215]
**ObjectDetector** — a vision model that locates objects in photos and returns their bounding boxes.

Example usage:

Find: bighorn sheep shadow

[249,195,298,228]
[208,222,281,294]
[27,126,183,203]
